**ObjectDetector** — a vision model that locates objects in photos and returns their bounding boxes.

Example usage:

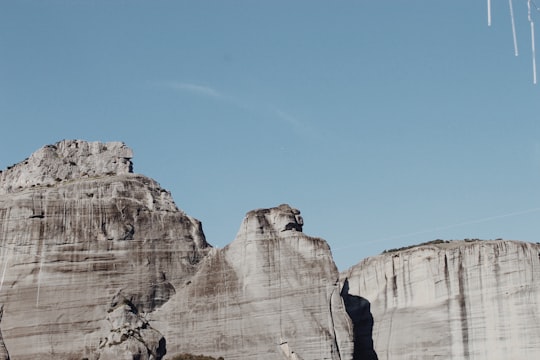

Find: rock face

[0,140,133,194]
[0,140,210,359]
[341,240,540,360]
[97,293,166,360]
[152,204,354,359]
[2,140,540,360]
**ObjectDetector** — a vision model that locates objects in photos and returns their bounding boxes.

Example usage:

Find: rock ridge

[0,140,133,195]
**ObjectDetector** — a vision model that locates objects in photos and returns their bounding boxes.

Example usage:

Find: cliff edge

[342,239,540,359]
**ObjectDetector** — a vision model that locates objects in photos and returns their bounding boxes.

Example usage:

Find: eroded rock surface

[0,140,133,194]
[4,140,539,360]
[152,204,354,360]
[97,293,166,360]
[342,240,540,360]
[0,140,210,359]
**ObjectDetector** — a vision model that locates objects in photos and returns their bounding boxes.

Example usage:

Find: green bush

[170,354,224,360]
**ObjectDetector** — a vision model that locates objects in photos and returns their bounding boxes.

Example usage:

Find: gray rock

[97,294,166,360]
[0,140,133,194]
[151,204,354,360]
[341,240,540,359]
[3,140,540,360]
[0,141,209,359]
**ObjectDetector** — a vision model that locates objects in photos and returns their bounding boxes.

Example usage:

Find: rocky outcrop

[97,293,166,360]
[151,204,354,360]
[341,240,540,360]
[2,140,540,360]
[0,140,210,359]
[0,140,133,194]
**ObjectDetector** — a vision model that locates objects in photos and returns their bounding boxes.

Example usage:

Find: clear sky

[1,1,540,270]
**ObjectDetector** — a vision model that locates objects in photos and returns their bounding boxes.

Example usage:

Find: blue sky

[1,1,540,270]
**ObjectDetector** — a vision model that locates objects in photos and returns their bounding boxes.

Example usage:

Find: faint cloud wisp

[273,107,318,139]
[165,82,222,98]
[160,80,318,138]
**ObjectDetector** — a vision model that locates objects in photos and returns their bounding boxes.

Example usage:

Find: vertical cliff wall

[0,140,210,359]
[0,141,354,359]
[4,140,538,359]
[152,204,354,360]
[342,240,540,360]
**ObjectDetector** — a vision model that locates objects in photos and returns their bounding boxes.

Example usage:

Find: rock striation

[152,204,354,359]
[97,293,166,360]
[0,140,210,359]
[341,240,540,360]
[1,140,540,360]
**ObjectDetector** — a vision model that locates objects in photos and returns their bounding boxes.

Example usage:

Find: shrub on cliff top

[170,354,224,360]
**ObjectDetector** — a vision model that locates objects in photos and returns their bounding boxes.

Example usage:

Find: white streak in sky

[528,0,538,84]
[160,81,317,138]
[509,0,519,56]
[274,109,303,129]
[273,108,319,139]
[488,0,492,26]
[167,82,222,98]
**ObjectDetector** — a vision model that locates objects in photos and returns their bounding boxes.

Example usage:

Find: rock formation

[341,240,540,360]
[97,293,166,360]
[151,204,354,359]
[1,140,540,360]
[0,140,210,359]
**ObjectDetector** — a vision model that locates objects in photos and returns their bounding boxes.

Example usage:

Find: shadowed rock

[0,306,9,360]
[340,279,378,360]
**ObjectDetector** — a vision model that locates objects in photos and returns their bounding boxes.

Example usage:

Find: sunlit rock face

[97,293,166,360]
[152,204,354,360]
[0,140,210,359]
[0,140,133,194]
[5,140,539,360]
[342,240,540,360]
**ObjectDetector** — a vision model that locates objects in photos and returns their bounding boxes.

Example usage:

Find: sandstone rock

[152,204,354,360]
[341,240,540,360]
[97,293,166,360]
[0,140,133,194]
[0,140,210,359]
[5,140,540,360]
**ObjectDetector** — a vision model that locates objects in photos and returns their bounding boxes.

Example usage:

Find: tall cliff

[341,240,540,359]
[1,140,540,360]
[0,140,354,359]
[152,204,354,359]
[0,140,210,359]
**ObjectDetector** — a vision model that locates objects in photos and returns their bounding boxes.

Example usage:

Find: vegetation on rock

[170,354,224,360]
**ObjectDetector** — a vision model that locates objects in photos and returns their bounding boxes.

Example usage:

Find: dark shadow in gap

[341,278,378,360]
